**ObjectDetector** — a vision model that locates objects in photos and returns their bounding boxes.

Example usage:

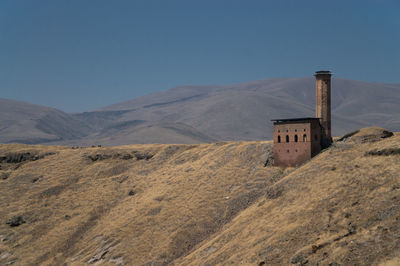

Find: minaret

[315,70,332,148]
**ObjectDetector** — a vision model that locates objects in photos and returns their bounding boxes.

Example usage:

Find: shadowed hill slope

[0,99,216,145]
[0,99,91,144]
[1,127,400,265]
[53,121,217,146]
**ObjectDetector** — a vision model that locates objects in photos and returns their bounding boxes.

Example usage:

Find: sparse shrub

[86,153,112,161]
[85,151,153,162]
[154,196,164,202]
[40,185,65,198]
[0,152,56,163]
[1,172,10,180]
[120,153,133,160]
[13,173,43,184]
[147,206,162,216]
[264,157,274,167]
[6,216,26,227]
[112,175,129,183]
[291,253,307,265]
[265,187,282,199]
[133,151,153,160]
[365,148,400,156]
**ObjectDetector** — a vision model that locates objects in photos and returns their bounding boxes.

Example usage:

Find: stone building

[272,71,332,167]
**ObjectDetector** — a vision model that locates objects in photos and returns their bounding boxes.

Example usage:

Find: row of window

[277,129,307,133]
[277,134,307,143]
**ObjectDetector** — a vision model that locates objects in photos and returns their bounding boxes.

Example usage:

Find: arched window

[286,135,289,143]
[277,135,281,143]
[303,134,307,142]
[294,135,298,142]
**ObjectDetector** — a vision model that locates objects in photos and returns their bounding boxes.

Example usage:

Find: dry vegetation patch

[0,141,278,265]
[176,128,400,265]
[1,128,399,265]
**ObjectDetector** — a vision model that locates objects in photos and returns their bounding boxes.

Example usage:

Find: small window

[295,149,298,152]
[278,135,281,143]
[286,135,289,143]
[295,129,297,132]
[294,135,298,142]
[278,130,280,133]
[303,134,307,142]
[286,129,289,132]
[304,129,306,131]
[314,134,318,141]
[287,149,289,153]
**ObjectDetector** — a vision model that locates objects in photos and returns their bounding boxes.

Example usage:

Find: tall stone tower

[315,70,332,148]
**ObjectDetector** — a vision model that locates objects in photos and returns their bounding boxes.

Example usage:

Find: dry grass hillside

[0,140,281,265]
[1,127,400,265]
[178,128,400,265]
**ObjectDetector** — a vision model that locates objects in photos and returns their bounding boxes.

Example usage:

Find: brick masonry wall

[273,121,321,167]
[315,73,332,147]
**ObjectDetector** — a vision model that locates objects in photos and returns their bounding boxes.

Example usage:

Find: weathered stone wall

[315,72,332,147]
[273,121,321,167]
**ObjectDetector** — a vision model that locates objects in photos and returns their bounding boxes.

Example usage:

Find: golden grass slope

[1,127,400,265]
[0,141,280,265]
[178,129,400,265]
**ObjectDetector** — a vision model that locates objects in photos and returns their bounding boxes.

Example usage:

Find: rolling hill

[0,127,400,265]
[1,77,400,145]
[96,77,400,142]
[0,99,91,144]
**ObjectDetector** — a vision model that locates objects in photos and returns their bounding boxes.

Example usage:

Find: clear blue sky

[1,0,399,112]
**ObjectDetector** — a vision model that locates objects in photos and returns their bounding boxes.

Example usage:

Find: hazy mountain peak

[1,77,400,145]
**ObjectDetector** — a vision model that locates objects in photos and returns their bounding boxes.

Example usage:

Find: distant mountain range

[1,77,400,145]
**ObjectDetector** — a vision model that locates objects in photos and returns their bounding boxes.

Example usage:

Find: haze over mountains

[1,77,400,145]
